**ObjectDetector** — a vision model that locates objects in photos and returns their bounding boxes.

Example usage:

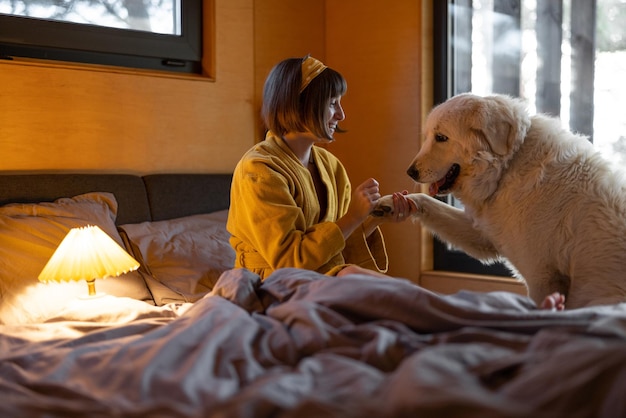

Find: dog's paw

[372,193,427,218]
[371,194,395,217]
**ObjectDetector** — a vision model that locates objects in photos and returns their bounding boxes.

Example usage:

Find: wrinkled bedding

[2,267,626,417]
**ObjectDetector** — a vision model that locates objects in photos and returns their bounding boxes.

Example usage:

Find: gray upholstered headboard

[0,173,232,225]
[142,174,232,222]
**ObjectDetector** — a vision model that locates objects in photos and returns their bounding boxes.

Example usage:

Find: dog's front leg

[373,193,500,262]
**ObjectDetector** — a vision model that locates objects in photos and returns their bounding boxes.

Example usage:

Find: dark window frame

[433,0,513,276]
[0,1,203,74]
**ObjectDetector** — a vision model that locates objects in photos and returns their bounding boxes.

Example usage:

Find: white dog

[374,93,626,308]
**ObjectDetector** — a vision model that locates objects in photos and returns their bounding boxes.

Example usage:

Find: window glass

[459,0,626,164]
[0,0,180,35]
[434,0,626,275]
[0,0,201,74]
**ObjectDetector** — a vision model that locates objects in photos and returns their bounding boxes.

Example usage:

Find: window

[433,0,626,275]
[0,0,202,74]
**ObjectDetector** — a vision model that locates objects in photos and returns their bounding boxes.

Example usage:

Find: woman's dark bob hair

[262,56,347,140]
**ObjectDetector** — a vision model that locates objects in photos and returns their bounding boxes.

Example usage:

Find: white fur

[376,93,626,308]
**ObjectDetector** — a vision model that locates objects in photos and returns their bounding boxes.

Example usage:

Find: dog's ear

[470,95,530,156]
[476,120,512,156]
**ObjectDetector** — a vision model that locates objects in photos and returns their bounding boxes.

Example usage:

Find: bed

[1,173,625,417]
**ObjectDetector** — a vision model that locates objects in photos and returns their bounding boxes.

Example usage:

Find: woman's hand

[336,178,380,239]
[386,191,417,223]
[350,178,381,221]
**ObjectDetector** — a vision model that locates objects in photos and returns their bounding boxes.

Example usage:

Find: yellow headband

[300,56,327,93]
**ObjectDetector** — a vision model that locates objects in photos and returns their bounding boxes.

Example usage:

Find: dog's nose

[407,165,419,181]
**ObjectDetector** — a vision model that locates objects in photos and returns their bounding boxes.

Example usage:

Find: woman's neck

[281,132,316,166]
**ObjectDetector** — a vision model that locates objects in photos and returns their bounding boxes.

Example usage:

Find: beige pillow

[0,192,154,325]
[119,210,235,305]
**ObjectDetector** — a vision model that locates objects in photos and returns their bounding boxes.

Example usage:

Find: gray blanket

[1,268,625,417]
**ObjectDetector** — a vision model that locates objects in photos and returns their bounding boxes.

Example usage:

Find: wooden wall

[0,0,426,281]
[325,1,425,280]
[253,1,326,140]
[0,0,255,174]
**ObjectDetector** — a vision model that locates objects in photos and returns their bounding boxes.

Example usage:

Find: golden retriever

[374,93,626,308]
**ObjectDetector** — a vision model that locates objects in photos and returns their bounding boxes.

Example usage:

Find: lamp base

[79,292,107,300]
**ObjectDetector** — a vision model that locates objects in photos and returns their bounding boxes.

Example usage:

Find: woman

[227,55,415,280]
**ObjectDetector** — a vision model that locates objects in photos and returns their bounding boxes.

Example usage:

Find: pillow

[0,192,154,325]
[119,210,235,305]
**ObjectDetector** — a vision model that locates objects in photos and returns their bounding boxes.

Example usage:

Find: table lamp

[38,225,140,297]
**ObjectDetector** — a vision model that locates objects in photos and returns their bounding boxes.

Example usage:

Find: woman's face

[326,96,345,137]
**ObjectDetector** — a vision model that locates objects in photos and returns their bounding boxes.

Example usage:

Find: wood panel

[0,0,254,175]
[325,0,423,281]
[420,270,527,295]
[253,0,326,140]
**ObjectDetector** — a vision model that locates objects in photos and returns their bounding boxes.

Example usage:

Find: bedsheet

[1,267,626,417]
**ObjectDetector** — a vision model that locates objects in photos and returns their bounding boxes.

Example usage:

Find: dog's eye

[435,133,449,142]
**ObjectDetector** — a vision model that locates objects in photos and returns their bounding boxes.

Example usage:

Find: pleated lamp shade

[38,225,140,297]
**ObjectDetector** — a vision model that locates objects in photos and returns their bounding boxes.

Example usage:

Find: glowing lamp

[38,225,140,297]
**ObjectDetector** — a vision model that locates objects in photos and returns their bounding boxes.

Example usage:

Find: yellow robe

[227,132,388,280]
